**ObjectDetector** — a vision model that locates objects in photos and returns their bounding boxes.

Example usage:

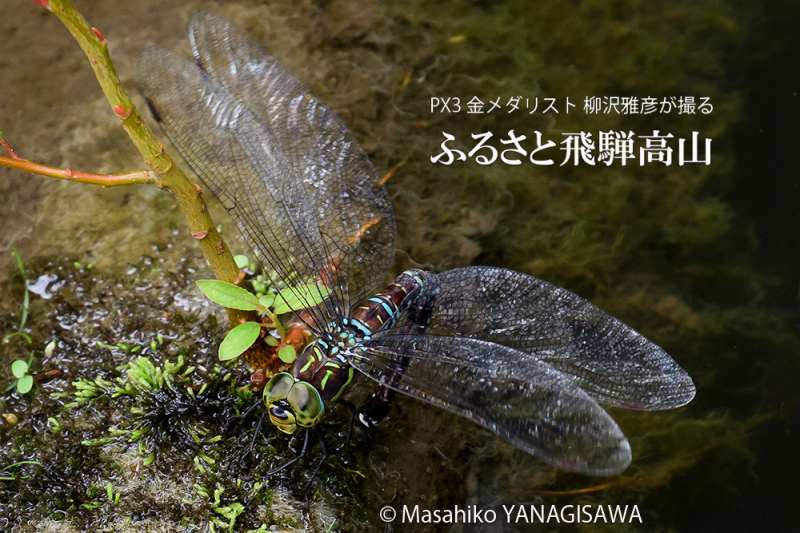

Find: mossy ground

[1,0,797,531]
[0,250,356,531]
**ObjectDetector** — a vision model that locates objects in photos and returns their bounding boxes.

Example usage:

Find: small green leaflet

[258,294,275,309]
[218,322,261,361]
[272,282,331,315]
[278,345,297,364]
[196,280,260,311]
[250,276,267,294]
[11,359,28,379]
[233,255,250,269]
[16,374,33,394]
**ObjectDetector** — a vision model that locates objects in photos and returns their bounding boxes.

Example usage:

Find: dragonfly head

[262,372,325,434]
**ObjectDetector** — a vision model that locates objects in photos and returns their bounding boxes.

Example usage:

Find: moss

[0,251,359,531]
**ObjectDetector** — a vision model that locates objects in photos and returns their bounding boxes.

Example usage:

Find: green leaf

[265,336,279,347]
[47,417,61,433]
[16,374,33,394]
[250,276,267,294]
[11,359,28,379]
[233,255,250,269]
[258,294,275,309]
[13,250,26,280]
[272,282,331,315]
[196,280,260,311]
[218,322,261,361]
[278,345,297,364]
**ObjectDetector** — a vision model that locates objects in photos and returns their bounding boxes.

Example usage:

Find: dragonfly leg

[233,399,265,465]
[240,412,265,464]
[238,397,263,422]
[266,428,311,477]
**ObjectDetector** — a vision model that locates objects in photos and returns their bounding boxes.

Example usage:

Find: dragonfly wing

[188,12,396,305]
[350,334,631,476]
[423,267,695,410]
[139,46,343,327]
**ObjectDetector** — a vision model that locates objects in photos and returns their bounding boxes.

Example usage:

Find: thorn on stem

[91,27,107,45]
[191,230,209,240]
[33,0,50,10]
[113,105,131,120]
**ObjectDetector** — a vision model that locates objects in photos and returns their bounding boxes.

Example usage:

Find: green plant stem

[1,250,32,345]
[0,154,155,187]
[264,311,286,338]
[0,460,42,481]
[13,250,29,332]
[31,0,252,324]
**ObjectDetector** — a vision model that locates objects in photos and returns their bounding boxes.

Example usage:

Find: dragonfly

[140,12,695,476]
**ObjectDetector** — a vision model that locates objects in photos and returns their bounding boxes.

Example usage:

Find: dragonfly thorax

[295,331,358,391]
[262,270,432,434]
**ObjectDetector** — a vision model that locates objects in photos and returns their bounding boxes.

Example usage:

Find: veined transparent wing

[140,47,343,328]
[349,334,632,476]
[423,267,695,410]
[188,12,396,308]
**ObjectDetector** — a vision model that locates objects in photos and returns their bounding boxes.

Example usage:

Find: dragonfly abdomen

[292,270,429,403]
[346,269,427,338]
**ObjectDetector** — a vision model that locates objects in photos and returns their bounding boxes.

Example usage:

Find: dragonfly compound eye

[262,372,295,405]
[287,381,324,427]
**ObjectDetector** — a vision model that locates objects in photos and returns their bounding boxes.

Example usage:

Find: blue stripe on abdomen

[348,318,373,337]
[369,296,397,317]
